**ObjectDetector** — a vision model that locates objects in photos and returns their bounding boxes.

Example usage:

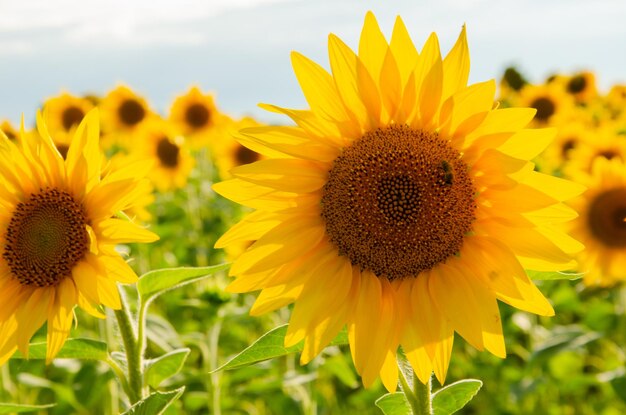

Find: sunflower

[567,158,626,286]
[564,124,626,176]
[214,12,584,391]
[42,92,94,135]
[168,86,228,147]
[516,83,574,127]
[99,85,153,147]
[0,109,158,365]
[131,119,195,192]
[562,71,598,104]
[536,120,592,175]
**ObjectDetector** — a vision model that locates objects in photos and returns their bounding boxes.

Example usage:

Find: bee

[439,160,453,185]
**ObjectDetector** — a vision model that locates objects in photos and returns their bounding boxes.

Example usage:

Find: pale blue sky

[1,0,625,126]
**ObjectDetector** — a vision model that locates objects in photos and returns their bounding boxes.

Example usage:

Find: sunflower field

[1,10,626,415]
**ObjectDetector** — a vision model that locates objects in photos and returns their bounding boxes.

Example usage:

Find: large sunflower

[567,158,626,286]
[214,12,584,391]
[0,109,158,364]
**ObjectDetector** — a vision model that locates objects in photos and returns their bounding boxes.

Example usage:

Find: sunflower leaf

[0,403,56,414]
[432,379,482,415]
[215,324,349,371]
[375,392,412,415]
[137,264,230,304]
[120,387,185,415]
[525,270,583,280]
[145,348,191,389]
[11,338,108,361]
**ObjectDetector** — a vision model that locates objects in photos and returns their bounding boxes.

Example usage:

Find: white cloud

[0,0,294,50]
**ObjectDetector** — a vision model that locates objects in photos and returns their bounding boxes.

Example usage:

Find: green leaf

[0,403,56,413]
[145,348,191,389]
[11,338,108,361]
[216,324,348,371]
[432,379,482,415]
[121,387,185,415]
[375,393,412,415]
[525,269,583,281]
[610,376,626,403]
[137,264,230,303]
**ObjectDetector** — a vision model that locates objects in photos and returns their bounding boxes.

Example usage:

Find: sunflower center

[588,188,626,248]
[156,137,180,168]
[530,97,555,121]
[185,103,211,129]
[321,125,476,280]
[235,145,260,165]
[118,99,146,126]
[567,75,587,94]
[3,188,89,287]
[62,106,85,131]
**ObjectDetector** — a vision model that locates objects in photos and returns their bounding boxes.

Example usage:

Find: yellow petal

[441,25,470,102]
[215,211,282,248]
[328,34,370,131]
[16,287,53,356]
[379,348,399,393]
[462,236,554,316]
[46,278,77,363]
[72,259,101,306]
[291,51,348,122]
[240,126,339,162]
[230,158,328,193]
[389,16,418,86]
[0,318,18,366]
[230,215,326,275]
[358,11,388,88]
[498,128,556,160]
[96,218,159,244]
[428,264,484,351]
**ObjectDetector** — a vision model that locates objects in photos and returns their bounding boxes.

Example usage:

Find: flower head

[214,12,584,390]
[0,109,158,364]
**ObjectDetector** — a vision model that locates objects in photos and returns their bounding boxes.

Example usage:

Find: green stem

[113,292,142,403]
[208,321,223,415]
[413,373,433,415]
[398,369,433,415]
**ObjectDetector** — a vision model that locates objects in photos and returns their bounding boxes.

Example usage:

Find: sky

[1,0,626,126]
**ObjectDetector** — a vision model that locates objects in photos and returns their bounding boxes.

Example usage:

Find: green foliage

[11,339,108,361]
[121,388,185,415]
[138,264,231,304]
[432,380,482,415]
[375,393,411,415]
[145,349,191,389]
[217,324,348,371]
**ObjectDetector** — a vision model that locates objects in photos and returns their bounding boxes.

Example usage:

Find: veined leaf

[121,387,185,415]
[432,379,482,415]
[137,264,230,303]
[375,393,412,415]
[215,324,348,371]
[145,348,190,389]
